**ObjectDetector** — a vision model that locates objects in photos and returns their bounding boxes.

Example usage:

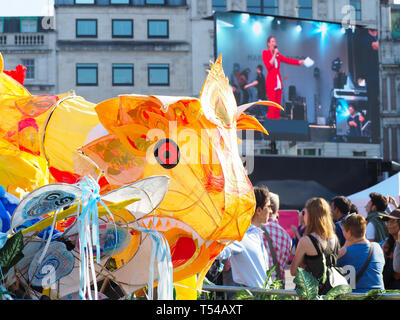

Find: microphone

[274,45,279,56]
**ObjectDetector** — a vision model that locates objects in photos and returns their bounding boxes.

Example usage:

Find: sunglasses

[343,212,358,222]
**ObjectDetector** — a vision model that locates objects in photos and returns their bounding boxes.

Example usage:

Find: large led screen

[215,12,380,143]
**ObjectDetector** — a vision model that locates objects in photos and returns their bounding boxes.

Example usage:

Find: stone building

[2,0,397,161]
[379,0,400,163]
[0,16,57,95]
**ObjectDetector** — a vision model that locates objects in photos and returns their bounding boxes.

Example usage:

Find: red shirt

[262,49,300,93]
[263,221,292,286]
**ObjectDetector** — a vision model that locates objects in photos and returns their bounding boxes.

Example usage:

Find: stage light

[252,21,262,35]
[340,27,346,34]
[241,13,250,23]
[218,20,234,28]
[320,23,328,35]
[265,16,274,23]
[296,25,302,32]
[277,19,281,25]
[336,99,350,120]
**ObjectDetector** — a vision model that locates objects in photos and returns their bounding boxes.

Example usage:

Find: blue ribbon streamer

[135,226,173,300]
[74,177,104,300]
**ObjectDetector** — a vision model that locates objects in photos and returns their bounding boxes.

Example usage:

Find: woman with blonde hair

[290,197,340,294]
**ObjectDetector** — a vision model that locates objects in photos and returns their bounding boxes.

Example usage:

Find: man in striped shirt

[262,192,292,288]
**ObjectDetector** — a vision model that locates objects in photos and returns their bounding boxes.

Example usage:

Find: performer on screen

[262,36,305,119]
[347,104,365,137]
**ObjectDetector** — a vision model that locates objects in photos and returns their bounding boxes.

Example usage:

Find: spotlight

[277,20,281,25]
[296,25,302,32]
[252,21,262,35]
[241,13,250,23]
[320,23,328,35]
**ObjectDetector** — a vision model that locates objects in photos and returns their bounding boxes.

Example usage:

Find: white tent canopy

[347,172,400,217]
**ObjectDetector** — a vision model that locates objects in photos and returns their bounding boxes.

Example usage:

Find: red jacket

[262,49,300,93]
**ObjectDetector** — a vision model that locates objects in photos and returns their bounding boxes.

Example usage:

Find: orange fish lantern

[79,55,283,284]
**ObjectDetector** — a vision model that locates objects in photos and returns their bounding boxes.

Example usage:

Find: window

[76,63,98,86]
[247,0,278,15]
[20,19,38,33]
[76,19,97,37]
[75,0,95,4]
[212,0,226,12]
[145,0,166,4]
[148,64,169,86]
[112,20,133,38]
[110,0,130,3]
[350,0,361,21]
[298,0,312,19]
[147,20,169,38]
[112,64,134,86]
[21,59,34,79]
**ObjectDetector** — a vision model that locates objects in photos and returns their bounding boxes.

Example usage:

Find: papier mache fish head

[79,55,281,281]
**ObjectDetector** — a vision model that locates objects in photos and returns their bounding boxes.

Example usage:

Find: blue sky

[1,0,54,16]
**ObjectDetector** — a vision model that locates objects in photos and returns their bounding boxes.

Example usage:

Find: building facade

[54,0,193,102]
[379,0,400,163]
[0,16,57,95]
[2,0,396,161]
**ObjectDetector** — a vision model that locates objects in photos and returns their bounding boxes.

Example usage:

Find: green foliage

[293,267,352,300]
[232,265,293,300]
[201,265,394,301]
[293,268,319,300]
[322,284,352,300]
[0,231,24,280]
[233,289,257,300]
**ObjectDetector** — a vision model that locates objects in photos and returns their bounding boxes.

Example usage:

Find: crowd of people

[208,186,400,297]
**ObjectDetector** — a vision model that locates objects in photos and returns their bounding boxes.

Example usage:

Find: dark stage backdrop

[248,155,383,209]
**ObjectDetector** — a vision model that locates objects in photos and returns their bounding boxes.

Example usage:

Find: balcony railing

[14,34,45,46]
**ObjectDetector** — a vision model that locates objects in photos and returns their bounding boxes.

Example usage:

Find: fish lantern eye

[154,139,180,169]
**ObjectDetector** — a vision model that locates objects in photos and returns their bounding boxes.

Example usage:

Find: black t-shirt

[256,73,266,100]
[347,114,362,136]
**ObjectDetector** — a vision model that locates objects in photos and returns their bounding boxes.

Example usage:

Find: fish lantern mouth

[138,216,205,270]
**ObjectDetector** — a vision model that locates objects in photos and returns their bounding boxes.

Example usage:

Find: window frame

[112,19,133,38]
[212,0,227,12]
[147,19,169,39]
[145,0,166,5]
[297,0,313,19]
[112,63,134,86]
[110,0,130,4]
[74,0,96,4]
[247,0,278,15]
[148,63,170,86]
[76,63,98,86]
[350,0,362,21]
[21,59,35,80]
[76,19,98,38]
[20,18,38,33]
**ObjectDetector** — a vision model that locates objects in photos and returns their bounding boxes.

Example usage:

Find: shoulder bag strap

[261,226,282,280]
[308,234,323,257]
[355,244,374,283]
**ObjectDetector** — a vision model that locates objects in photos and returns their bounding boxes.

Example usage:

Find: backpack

[308,235,348,295]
